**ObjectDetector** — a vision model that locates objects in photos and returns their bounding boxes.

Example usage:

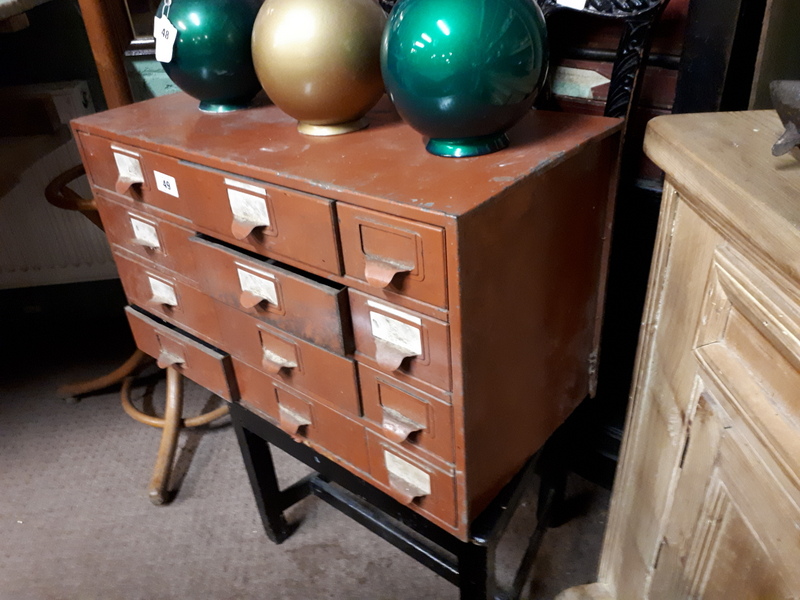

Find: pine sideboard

[558,111,800,599]
[72,92,621,541]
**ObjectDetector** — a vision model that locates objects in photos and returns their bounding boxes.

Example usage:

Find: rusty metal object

[770,80,800,157]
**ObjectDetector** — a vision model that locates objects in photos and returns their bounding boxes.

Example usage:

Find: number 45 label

[154,15,177,63]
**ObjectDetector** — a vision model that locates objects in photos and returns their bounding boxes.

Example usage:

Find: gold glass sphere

[251,0,387,136]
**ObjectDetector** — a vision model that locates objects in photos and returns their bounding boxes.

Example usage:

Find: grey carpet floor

[0,314,609,600]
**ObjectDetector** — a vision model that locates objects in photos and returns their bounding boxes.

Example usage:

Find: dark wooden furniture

[72,92,621,544]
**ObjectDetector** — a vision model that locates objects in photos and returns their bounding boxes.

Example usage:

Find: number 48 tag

[154,14,177,63]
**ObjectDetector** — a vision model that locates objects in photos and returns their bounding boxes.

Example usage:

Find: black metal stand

[230,402,567,600]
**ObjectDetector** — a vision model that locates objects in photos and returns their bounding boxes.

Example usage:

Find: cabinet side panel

[458,134,619,517]
[598,185,725,597]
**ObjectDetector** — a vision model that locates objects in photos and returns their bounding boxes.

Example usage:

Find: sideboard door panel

[650,386,799,599]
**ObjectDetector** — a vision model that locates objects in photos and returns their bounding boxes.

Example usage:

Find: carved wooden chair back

[537,0,671,123]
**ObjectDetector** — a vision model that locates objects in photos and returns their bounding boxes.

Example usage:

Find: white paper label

[367,300,422,324]
[154,15,177,63]
[224,178,266,196]
[114,152,144,183]
[154,170,179,197]
[370,311,422,356]
[228,188,270,227]
[384,451,431,495]
[552,66,611,99]
[130,216,160,249]
[238,267,279,306]
[557,0,587,8]
[149,276,177,306]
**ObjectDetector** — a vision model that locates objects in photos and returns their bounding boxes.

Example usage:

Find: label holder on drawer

[129,214,161,250]
[112,147,145,195]
[259,328,300,374]
[368,300,423,372]
[381,406,425,444]
[226,180,271,240]
[278,404,312,438]
[384,450,431,504]
[148,274,178,307]
[236,263,280,309]
[155,333,186,369]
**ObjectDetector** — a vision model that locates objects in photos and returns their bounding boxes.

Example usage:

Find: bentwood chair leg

[148,366,184,505]
[58,349,152,400]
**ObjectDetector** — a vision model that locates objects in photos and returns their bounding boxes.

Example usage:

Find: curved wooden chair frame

[45,159,228,505]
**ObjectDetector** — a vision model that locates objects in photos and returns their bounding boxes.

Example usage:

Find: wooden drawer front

[125,306,236,401]
[180,166,341,274]
[350,290,451,391]
[338,203,447,308]
[366,430,457,530]
[78,133,189,215]
[214,301,361,416]
[191,236,351,354]
[113,249,220,344]
[96,195,197,280]
[235,360,369,473]
[359,364,454,464]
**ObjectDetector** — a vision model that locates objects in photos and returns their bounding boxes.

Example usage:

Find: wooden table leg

[58,349,151,400]
[148,366,183,505]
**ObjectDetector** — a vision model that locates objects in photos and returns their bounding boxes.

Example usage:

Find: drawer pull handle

[132,237,159,251]
[115,174,142,196]
[384,450,431,504]
[156,350,185,369]
[381,407,424,443]
[231,218,264,241]
[278,404,311,437]
[375,339,419,372]
[149,294,178,308]
[387,473,429,504]
[364,257,412,288]
[239,290,267,309]
[262,348,298,374]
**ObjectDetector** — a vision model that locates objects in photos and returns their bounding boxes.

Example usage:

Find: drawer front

[113,249,221,344]
[359,364,455,464]
[191,236,351,354]
[214,301,361,416]
[338,203,447,308]
[96,195,197,280]
[78,133,189,215]
[350,290,451,391]
[180,166,341,274]
[235,359,369,473]
[366,430,457,530]
[125,306,237,401]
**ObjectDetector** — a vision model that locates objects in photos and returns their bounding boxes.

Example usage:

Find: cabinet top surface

[72,92,621,217]
[645,110,800,283]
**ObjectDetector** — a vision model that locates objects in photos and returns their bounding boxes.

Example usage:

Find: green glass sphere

[158,0,263,112]
[381,0,548,157]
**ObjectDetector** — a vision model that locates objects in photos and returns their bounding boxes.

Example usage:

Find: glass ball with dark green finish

[157,0,263,112]
[381,0,548,157]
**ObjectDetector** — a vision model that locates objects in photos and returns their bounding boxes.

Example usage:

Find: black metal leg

[457,541,490,600]
[232,419,294,544]
[537,468,567,526]
[229,402,557,599]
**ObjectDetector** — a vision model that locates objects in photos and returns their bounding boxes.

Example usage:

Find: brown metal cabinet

[72,93,622,541]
